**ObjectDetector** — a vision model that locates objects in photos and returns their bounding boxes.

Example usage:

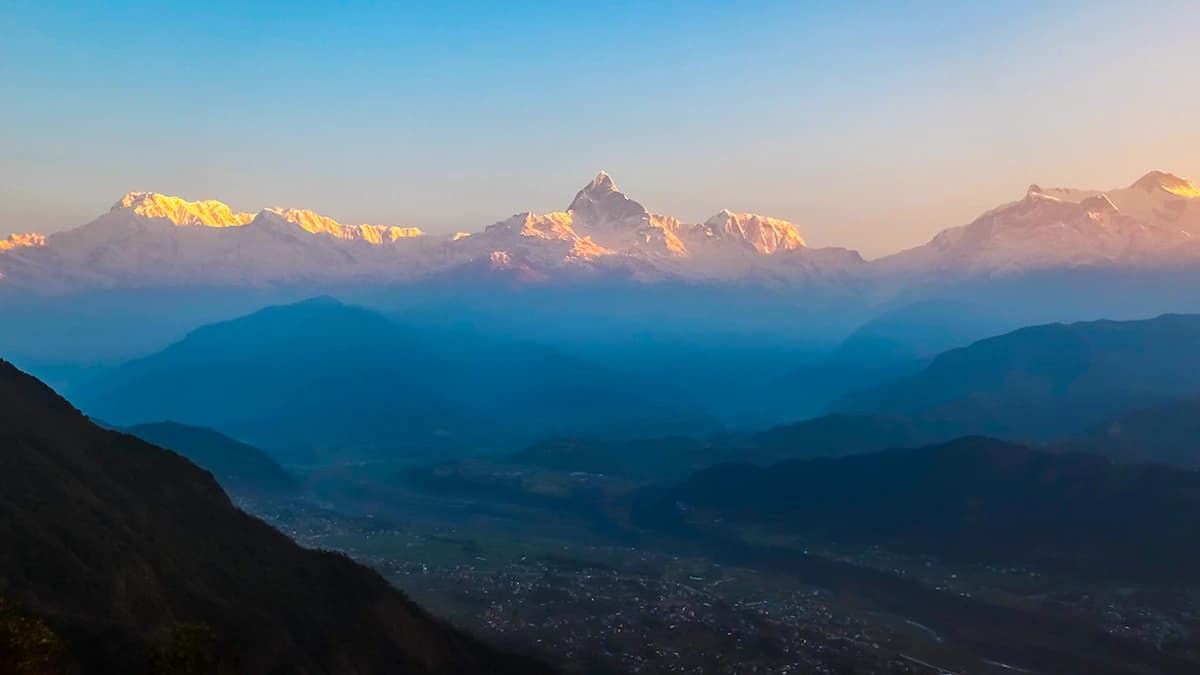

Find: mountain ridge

[71,297,717,458]
[837,312,1200,439]
[635,435,1200,582]
[3,169,1198,290]
[878,170,1200,275]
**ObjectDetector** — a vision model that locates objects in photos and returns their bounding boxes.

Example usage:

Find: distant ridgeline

[69,297,718,462]
[837,313,1200,440]
[633,436,1200,582]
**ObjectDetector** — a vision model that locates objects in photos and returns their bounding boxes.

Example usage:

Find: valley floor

[238,488,1200,675]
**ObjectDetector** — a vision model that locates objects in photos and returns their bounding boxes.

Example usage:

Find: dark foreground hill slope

[126,421,296,494]
[637,436,1200,581]
[839,313,1200,439]
[0,360,552,675]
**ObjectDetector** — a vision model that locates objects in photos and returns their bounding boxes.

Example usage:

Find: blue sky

[2,0,1198,256]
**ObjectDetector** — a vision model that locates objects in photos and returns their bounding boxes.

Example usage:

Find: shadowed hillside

[839,313,1200,439]
[636,436,1200,581]
[125,422,297,494]
[0,359,553,675]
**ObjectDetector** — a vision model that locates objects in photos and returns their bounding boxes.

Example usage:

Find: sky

[2,1,1198,258]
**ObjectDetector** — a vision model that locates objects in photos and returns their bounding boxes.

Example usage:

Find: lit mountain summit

[2,170,1199,291]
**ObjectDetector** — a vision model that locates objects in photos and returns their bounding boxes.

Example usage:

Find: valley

[6,8,1200,674]
[9,297,1200,674]
[240,475,1200,675]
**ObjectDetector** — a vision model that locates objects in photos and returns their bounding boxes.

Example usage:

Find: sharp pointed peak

[584,170,617,193]
[567,170,640,215]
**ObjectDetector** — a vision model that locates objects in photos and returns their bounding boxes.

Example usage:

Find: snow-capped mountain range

[878,170,1200,275]
[2,170,1198,292]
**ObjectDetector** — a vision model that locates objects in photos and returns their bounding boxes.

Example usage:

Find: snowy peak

[883,170,1200,276]
[567,171,641,219]
[1080,194,1120,215]
[0,233,46,251]
[262,207,341,234]
[580,170,617,195]
[562,172,685,257]
[21,174,826,287]
[261,208,423,244]
[697,210,806,254]
[484,211,578,241]
[1131,171,1200,198]
[21,168,1200,291]
[108,192,423,244]
[364,225,425,243]
[467,211,611,267]
[114,192,255,228]
[562,174,806,258]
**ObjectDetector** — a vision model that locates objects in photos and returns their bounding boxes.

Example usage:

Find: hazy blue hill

[837,313,1200,439]
[1063,395,1200,469]
[73,297,488,459]
[832,299,1017,364]
[638,436,1200,581]
[0,359,552,675]
[502,435,717,479]
[0,287,314,362]
[747,413,948,463]
[73,297,712,461]
[477,413,948,483]
[126,421,297,493]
